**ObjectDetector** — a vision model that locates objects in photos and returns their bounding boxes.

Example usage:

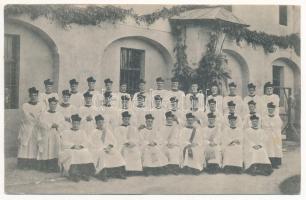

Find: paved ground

[5,141,300,195]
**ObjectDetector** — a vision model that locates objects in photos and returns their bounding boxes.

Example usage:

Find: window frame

[279,5,288,26]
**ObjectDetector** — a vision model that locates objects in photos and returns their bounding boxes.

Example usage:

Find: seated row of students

[39,77,280,117]
[17,86,282,182]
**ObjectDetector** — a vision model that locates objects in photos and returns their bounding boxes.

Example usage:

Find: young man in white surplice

[69,78,83,108]
[262,81,280,116]
[58,90,76,130]
[243,83,263,116]
[39,79,59,111]
[114,111,143,176]
[205,82,223,114]
[59,114,95,182]
[223,82,243,116]
[140,114,168,176]
[179,113,204,175]
[79,91,98,133]
[243,100,262,129]
[158,111,180,175]
[244,115,273,176]
[37,97,65,172]
[88,114,126,182]
[203,113,222,174]
[17,87,44,170]
[261,102,283,169]
[221,114,244,174]
[85,76,102,107]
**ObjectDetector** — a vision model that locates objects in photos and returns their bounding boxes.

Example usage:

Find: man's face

[29,93,38,103]
[84,97,92,105]
[139,83,145,92]
[229,105,236,113]
[266,87,273,95]
[145,119,154,127]
[268,107,275,115]
[72,120,80,130]
[62,95,70,103]
[70,84,78,92]
[45,85,53,93]
[154,99,162,107]
[251,119,259,128]
[120,84,127,93]
[137,97,145,107]
[186,117,194,126]
[171,82,179,90]
[248,88,256,95]
[49,101,57,111]
[105,83,112,91]
[170,101,178,109]
[166,116,173,125]
[229,86,236,95]
[191,84,198,93]
[208,118,216,126]
[248,104,256,113]
[211,86,218,95]
[209,103,216,112]
[96,119,104,129]
[229,119,237,127]
[156,81,164,90]
[88,82,95,90]
[122,116,130,125]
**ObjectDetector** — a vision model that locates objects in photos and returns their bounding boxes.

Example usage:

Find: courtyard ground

[5,141,300,195]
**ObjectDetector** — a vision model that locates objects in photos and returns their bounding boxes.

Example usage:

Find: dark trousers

[143,166,167,176]
[180,166,202,175]
[17,158,38,170]
[97,166,126,181]
[223,166,243,174]
[269,157,282,168]
[205,163,221,174]
[245,163,273,176]
[166,164,180,175]
[68,163,96,180]
[37,159,59,172]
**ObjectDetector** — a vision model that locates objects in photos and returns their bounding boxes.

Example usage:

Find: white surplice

[39,92,59,111]
[223,95,244,116]
[203,126,222,167]
[114,125,143,171]
[18,102,44,159]
[221,127,244,168]
[205,95,224,114]
[185,93,205,112]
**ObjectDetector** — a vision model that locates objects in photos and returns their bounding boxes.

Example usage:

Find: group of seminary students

[17,76,283,182]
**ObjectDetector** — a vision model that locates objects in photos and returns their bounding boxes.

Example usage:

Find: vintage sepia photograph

[3,2,301,195]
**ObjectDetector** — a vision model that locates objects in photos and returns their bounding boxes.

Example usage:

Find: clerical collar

[96,127,104,131]
[146,127,153,130]
[121,124,130,127]
[61,103,70,108]
[249,94,255,97]
[269,114,275,117]
[71,128,79,131]
[48,110,56,113]
[171,108,177,112]
[250,111,256,115]
[88,89,94,92]
[208,125,215,128]
[45,91,52,95]
[229,112,235,115]
[28,101,37,105]
[166,124,173,126]
[251,127,258,130]
[85,104,92,107]
[266,93,272,96]
[71,91,78,94]
[186,125,194,129]
[229,94,236,97]
[137,105,145,108]
[172,89,178,92]
[230,127,237,129]
[212,94,218,97]
[155,106,162,109]
[104,104,111,107]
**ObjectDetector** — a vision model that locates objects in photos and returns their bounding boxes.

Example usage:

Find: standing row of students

[17,76,282,182]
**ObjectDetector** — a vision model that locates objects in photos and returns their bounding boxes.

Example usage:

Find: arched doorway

[5,18,59,107]
[101,36,173,93]
[222,49,249,97]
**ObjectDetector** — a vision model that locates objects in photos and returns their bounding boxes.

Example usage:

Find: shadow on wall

[5,109,22,157]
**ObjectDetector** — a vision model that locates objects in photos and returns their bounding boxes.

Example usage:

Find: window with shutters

[273,65,285,106]
[279,5,288,26]
[5,34,20,109]
[120,47,145,95]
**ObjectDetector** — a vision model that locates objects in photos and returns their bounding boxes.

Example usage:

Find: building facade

[4,5,300,156]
